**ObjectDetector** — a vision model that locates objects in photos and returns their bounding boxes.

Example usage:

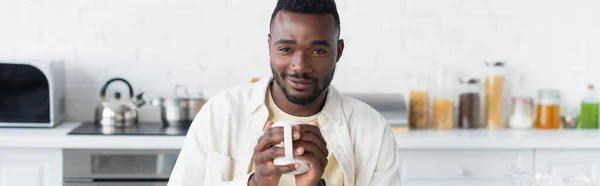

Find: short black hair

[269,0,341,37]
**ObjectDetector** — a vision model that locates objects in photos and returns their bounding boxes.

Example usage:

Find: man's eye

[279,47,291,52]
[313,49,327,55]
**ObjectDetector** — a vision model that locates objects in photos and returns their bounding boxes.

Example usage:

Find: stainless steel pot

[151,85,205,127]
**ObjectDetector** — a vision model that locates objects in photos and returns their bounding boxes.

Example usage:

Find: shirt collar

[247,75,342,125]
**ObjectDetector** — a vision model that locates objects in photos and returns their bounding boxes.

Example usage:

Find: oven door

[64,182,168,186]
[63,149,179,184]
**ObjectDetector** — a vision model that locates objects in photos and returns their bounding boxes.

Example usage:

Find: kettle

[94,77,146,127]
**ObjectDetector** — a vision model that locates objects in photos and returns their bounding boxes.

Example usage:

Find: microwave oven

[0,61,66,127]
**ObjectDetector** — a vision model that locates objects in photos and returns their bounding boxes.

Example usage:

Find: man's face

[268,11,344,105]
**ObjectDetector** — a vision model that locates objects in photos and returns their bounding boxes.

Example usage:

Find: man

[167,0,400,185]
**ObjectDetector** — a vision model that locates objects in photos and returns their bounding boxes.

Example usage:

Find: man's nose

[290,53,312,74]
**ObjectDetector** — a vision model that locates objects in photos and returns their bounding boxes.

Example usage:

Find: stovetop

[67,122,190,136]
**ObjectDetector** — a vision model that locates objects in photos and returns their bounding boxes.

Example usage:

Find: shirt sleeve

[166,99,252,186]
[368,116,402,186]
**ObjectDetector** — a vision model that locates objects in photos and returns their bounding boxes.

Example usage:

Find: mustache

[282,72,317,81]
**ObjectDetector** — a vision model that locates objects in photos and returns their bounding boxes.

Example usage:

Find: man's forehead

[270,11,337,36]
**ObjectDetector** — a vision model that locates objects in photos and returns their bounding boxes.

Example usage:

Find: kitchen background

[1,0,600,123]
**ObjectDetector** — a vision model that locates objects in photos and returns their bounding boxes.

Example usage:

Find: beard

[271,66,336,105]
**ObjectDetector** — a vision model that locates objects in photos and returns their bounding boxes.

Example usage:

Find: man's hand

[292,122,329,186]
[249,121,300,186]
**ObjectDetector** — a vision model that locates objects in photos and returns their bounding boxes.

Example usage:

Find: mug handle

[283,123,294,160]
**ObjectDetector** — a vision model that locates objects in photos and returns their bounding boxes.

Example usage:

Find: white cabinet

[398,150,534,186]
[0,148,62,186]
[535,150,600,185]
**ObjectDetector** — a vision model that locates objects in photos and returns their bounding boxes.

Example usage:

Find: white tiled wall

[2,0,600,122]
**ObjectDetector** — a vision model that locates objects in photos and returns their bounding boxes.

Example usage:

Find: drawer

[535,150,600,183]
[398,150,534,181]
[401,180,512,186]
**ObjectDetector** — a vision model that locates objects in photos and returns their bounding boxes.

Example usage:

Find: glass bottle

[408,74,430,130]
[485,61,506,129]
[458,77,481,129]
[535,90,561,129]
[579,84,599,129]
[433,68,455,129]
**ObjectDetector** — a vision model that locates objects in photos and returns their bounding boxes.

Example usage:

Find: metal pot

[151,85,205,127]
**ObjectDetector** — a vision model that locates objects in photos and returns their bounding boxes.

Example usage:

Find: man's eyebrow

[275,39,296,45]
[311,40,331,47]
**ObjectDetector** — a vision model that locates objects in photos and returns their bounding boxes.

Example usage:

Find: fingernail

[293,132,300,139]
[295,147,302,154]
[280,141,284,147]
[295,163,300,169]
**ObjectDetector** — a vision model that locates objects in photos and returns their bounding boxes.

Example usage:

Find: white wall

[1,0,599,122]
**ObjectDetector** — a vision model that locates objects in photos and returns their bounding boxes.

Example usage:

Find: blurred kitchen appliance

[63,148,179,186]
[345,93,407,127]
[68,121,189,136]
[0,61,66,127]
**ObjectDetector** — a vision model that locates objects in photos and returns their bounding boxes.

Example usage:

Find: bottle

[458,77,481,129]
[579,84,599,129]
[433,68,455,129]
[535,90,561,129]
[485,61,506,129]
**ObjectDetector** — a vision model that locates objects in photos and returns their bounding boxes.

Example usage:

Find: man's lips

[286,77,315,90]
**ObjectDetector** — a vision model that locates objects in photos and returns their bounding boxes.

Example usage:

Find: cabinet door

[0,148,62,186]
[536,150,600,185]
[398,150,534,186]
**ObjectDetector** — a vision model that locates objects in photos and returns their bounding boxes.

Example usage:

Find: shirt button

[319,115,328,122]
[335,143,341,149]
[348,177,354,183]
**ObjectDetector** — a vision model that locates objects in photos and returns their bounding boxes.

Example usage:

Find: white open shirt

[167,76,401,186]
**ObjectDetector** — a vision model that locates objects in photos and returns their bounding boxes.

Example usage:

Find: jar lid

[459,77,480,84]
[538,89,561,100]
[512,97,533,104]
[486,61,505,67]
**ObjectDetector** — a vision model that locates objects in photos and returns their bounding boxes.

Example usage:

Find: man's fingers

[255,146,286,164]
[293,137,329,157]
[296,132,328,155]
[276,164,299,174]
[265,121,275,129]
[295,153,327,170]
[257,162,298,176]
[254,127,285,152]
[294,125,327,146]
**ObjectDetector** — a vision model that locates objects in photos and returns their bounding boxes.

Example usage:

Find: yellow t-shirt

[248,89,344,186]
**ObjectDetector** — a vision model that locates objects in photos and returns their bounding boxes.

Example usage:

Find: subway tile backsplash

[1,0,600,122]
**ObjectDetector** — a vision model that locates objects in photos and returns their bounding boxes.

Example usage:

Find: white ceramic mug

[272,120,310,175]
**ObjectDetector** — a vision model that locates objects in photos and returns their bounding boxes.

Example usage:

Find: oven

[63,149,180,186]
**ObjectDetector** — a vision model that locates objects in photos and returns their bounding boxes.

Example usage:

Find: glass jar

[433,68,455,129]
[508,97,534,129]
[535,90,561,129]
[485,61,506,129]
[562,106,580,129]
[408,74,430,130]
[458,77,481,129]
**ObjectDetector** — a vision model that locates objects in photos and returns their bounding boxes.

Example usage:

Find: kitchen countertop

[394,128,600,149]
[3,122,600,150]
[0,122,185,149]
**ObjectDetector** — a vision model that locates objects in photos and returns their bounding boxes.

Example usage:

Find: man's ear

[336,39,344,62]
[268,34,272,54]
